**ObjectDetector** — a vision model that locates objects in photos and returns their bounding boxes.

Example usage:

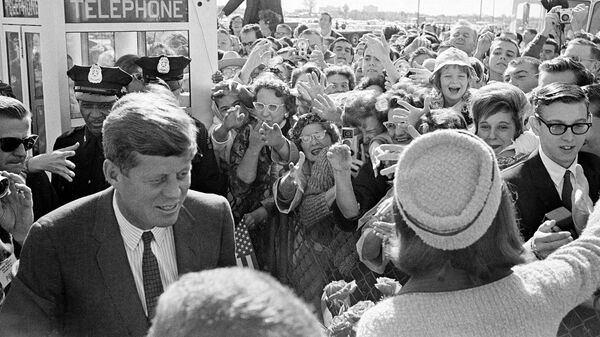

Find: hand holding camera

[0,171,33,244]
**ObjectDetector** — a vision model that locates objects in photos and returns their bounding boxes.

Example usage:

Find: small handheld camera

[297,39,309,59]
[558,8,573,24]
[341,127,362,160]
[0,176,9,199]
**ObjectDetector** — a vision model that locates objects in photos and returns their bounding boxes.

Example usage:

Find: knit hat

[393,130,502,250]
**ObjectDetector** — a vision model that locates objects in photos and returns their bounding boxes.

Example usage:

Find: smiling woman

[472,82,536,169]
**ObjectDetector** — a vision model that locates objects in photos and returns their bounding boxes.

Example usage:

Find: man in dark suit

[503,83,600,258]
[0,91,236,337]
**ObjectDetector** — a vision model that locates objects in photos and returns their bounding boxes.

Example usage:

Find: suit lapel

[92,188,149,335]
[173,206,202,275]
[527,152,563,210]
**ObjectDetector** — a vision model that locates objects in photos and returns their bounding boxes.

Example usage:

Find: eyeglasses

[535,114,591,135]
[569,55,598,63]
[253,102,284,113]
[132,73,144,81]
[383,121,409,130]
[300,130,327,144]
[0,135,38,152]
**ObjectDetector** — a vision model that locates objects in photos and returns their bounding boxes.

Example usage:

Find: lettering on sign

[64,0,188,23]
[3,0,39,17]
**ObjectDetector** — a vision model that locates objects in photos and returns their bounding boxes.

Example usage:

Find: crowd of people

[0,3,600,336]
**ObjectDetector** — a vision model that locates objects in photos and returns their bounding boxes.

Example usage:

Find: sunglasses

[0,135,39,152]
[253,102,284,113]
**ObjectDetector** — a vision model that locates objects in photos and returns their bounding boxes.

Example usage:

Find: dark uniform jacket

[191,119,227,196]
[52,126,107,206]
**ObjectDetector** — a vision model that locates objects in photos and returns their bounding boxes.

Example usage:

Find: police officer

[136,55,226,196]
[52,64,132,205]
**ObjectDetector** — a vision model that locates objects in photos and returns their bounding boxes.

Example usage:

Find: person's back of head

[147,267,325,337]
[294,24,309,38]
[392,130,524,284]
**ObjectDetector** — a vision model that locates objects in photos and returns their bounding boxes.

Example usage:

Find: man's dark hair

[320,12,332,23]
[383,24,402,41]
[530,82,589,116]
[539,57,595,86]
[569,38,600,61]
[240,24,263,39]
[583,84,600,117]
[293,24,309,38]
[525,28,538,36]
[544,39,560,54]
[508,56,542,74]
[0,96,29,120]
[329,37,354,56]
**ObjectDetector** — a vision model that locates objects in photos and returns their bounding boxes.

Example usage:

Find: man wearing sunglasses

[503,83,600,259]
[0,96,59,260]
[52,64,132,206]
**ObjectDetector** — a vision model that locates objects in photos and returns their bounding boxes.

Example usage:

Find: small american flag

[235,220,259,269]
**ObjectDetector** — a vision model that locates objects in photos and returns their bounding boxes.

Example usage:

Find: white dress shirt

[538,146,578,200]
[113,194,178,316]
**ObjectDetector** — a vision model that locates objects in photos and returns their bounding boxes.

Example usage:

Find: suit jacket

[502,151,600,240]
[0,188,236,337]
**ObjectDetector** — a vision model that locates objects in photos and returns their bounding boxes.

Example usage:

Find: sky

[216,0,515,17]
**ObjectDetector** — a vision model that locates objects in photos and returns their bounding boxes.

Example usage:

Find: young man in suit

[0,91,236,337]
[503,83,600,259]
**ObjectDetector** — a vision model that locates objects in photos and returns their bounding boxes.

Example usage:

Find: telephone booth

[1,0,217,154]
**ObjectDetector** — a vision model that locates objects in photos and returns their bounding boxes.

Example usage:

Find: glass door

[2,25,45,154]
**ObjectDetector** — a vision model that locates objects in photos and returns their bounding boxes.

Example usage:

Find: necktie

[562,170,573,211]
[141,231,163,319]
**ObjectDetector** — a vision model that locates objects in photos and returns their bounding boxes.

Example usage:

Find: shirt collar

[113,193,169,250]
[538,146,578,187]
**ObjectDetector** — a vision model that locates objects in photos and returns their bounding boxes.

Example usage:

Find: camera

[297,39,309,59]
[558,8,573,24]
[341,127,362,160]
[0,176,9,199]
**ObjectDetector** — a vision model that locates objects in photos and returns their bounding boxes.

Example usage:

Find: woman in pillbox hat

[357,130,600,337]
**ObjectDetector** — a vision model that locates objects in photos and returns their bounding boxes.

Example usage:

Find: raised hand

[312,94,342,122]
[363,34,391,62]
[222,105,246,131]
[288,152,307,193]
[408,67,433,85]
[529,220,572,260]
[259,121,286,150]
[0,172,33,244]
[572,164,593,234]
[28,142,79,182]
[474,31,494,58]
[393,96,432,127]
[308,49,327,68]
[248,121,265,151]
[327,143,352,172]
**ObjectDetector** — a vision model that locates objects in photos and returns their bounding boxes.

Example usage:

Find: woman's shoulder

[356,297,407,336]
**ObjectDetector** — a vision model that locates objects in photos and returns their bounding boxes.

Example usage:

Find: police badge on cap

[67,64,132,97]
[135,55,191,82]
